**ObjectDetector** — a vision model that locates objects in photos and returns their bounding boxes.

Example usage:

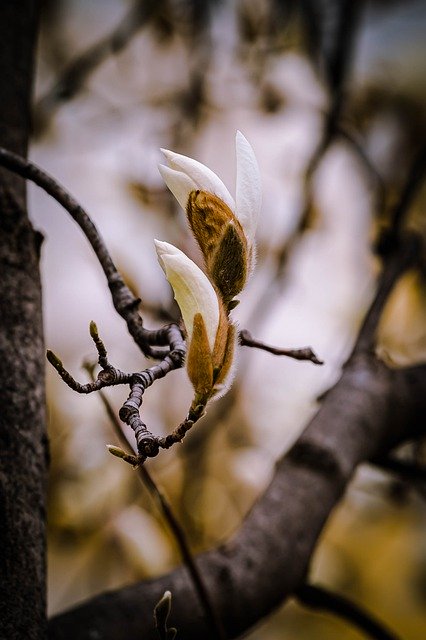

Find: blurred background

[31,0,426,637]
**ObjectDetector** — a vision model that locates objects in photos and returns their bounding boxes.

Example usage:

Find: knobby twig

[239,329,323,365]
[47,321,190,461]
[295,584,399,640]
[84,363,226,640]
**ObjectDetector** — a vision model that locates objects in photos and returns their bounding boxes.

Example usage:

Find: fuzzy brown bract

[187,190,248,303]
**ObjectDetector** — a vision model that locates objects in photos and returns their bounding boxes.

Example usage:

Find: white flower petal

[161,148,235,211]
[235,131,261,245]
[158,164,198,211]
[154,240,219,350]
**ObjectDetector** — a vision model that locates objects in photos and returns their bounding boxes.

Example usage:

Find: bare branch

[239,329,323,365]
[295,584,400,640]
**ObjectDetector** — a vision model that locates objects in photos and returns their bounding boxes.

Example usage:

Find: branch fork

[47,321,190,465]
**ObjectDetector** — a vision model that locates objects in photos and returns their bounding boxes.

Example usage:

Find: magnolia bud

[187,190,248,302]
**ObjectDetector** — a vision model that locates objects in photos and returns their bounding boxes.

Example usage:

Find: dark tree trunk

[0,3,46,639]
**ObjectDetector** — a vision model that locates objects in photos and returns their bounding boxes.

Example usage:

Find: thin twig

[83,363,226,640]
[239,329,323,365]
[295,584,400,640]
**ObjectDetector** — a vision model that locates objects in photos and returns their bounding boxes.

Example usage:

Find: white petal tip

[154,239,178,256]
[235,131,261,244]
[158,164,197,210]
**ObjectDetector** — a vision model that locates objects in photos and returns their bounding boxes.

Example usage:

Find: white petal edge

[161,148,235,211]
[235,131,261,246]
[212,336,238,400]
[154,240,219,350]
[158,164,197,211]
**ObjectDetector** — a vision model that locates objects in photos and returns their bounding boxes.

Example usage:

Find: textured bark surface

[48,354,426,640]
[0,3,47,639]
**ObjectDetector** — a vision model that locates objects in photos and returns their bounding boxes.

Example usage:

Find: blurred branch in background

[303,0,364,194]
[35,0,159,134]
[295,583,399,640]
[35,0,220,140]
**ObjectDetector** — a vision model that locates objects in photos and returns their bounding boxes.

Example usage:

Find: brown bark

[0,3,46,639]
